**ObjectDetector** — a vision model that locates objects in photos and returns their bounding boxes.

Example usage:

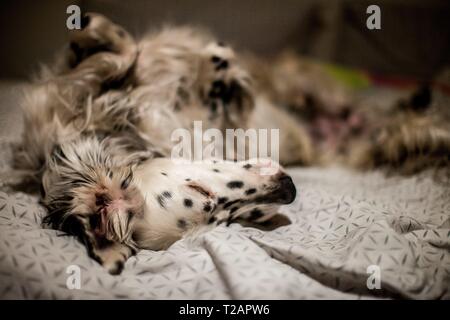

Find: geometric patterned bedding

[1,161,449,299]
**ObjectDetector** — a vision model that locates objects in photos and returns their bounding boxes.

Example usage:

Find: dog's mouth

[255,173,297,205]
[186,182,215,198]
[267,173,297,204]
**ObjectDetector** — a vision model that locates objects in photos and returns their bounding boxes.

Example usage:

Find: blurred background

[0,0,449,80]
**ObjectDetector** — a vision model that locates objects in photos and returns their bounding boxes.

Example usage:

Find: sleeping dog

[11,14,296,274]
[10,13,449,273]
[42,137,295,274]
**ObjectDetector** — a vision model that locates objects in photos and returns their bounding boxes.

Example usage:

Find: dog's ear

[234,213,291,231]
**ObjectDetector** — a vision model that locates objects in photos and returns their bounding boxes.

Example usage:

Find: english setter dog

[9,13,449,274]
[11,14,296,274]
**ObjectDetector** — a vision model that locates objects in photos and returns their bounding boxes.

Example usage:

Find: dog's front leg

[91,242,136,275]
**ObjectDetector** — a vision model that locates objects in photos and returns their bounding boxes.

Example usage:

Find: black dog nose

[276,174,297,204]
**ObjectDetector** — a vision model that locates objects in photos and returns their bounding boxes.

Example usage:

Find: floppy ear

[234,213,291,231]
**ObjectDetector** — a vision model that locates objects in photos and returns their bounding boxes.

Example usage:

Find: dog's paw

[199,42,254,126]
[100,253,125,275]
[92,243,135,275]
[68,13,135,66]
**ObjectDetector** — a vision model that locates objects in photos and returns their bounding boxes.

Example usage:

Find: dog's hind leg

[64,12,138,96]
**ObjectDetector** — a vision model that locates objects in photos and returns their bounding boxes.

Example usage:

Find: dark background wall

[1,0,449,80]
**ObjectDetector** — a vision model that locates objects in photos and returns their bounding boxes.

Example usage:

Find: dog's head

[42,137,296,251]
[42,137,146,247]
